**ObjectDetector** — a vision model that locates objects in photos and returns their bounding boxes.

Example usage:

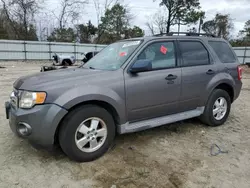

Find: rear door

[178,40,217,112]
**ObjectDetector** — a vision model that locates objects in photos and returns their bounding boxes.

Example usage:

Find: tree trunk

[166,9,171,33]
[198,18,202,33]
[177,18,180,35]
[167,24,170,33]
[24,9,28,40]
[167,18,171,33]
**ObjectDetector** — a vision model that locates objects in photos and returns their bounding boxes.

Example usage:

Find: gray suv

[5,33,242,162]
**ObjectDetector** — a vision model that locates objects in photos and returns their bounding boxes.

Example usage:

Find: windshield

[83,40,142,70]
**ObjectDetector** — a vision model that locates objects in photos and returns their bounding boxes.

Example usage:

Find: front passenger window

[137,42,176,69]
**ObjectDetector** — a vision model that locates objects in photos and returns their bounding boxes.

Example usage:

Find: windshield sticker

[119,52,127,57]
[160,45,168,54]
[122,41,141,48]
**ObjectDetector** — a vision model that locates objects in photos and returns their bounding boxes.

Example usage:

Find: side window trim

[126,40,178,73]
[177,40,212,68]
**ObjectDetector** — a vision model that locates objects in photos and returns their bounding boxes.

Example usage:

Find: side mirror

[130,59,152,73]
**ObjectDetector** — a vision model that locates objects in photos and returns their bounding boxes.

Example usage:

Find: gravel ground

[0,62,250,188]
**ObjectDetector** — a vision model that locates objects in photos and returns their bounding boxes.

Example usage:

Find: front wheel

[59,105,116,162]
[200,89,231,127]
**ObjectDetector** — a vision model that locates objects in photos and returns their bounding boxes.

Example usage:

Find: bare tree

[1,0,18,38]
[53,0,88,29]
[1,0,42,40]
[154,12,168,34]
[36,11,53,41]
[145,21,155,35]
[146,9,168,35]
[92,0,101,25]
[92,0,120,25]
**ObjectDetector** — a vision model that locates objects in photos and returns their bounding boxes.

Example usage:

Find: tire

[200,89,231,127]
[62,60,70,66]
[59,105,116,162]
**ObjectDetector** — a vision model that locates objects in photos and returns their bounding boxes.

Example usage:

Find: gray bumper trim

[7,103,68,148]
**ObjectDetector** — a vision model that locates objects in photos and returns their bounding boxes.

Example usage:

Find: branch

[92,0,101,25]
[105,0,119,10]
[145,21,154,35]
[58,0,88,28]
[0,0,20,38]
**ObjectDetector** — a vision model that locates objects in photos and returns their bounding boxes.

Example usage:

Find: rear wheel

[200,89,231,127]
[59,105,115,162]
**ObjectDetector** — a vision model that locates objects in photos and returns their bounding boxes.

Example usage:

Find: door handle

[206,69,215,75]
[165,74,178,80]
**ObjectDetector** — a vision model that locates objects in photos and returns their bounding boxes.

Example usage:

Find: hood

[14,68,113,91]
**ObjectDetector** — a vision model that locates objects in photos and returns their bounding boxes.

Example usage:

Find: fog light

[17,122,32,136]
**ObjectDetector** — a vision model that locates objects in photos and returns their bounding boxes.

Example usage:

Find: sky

[44,0,250,37]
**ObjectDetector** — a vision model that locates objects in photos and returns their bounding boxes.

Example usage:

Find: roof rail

[154,32,216,38]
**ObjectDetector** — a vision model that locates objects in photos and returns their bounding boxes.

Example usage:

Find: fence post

[23,41,27,61]
[48,42,52,61]
[74,43,77,60]
[243,47,247,64]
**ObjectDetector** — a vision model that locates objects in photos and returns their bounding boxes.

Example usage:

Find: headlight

[19,91,46,109]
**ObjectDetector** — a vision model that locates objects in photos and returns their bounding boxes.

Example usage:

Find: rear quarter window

[208,41,236,63]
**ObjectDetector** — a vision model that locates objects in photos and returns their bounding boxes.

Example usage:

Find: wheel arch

[54,100,121,145]
[62,59,72,65]
[214,83,234,103]
[205,73,236,105]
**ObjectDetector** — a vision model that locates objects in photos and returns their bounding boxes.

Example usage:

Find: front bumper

[5,102,68,149]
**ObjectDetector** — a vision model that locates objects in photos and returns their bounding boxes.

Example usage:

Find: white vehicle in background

[52,53,76,66]
[41,51,99,72]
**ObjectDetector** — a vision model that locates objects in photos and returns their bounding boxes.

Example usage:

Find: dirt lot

[0,62,250,188]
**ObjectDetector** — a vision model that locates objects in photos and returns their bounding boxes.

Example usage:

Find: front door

[124,40,181,122]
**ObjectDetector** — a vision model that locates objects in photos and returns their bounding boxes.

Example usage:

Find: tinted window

[179,41,210,66]
[137,42,176,69]
[209,41,236,63]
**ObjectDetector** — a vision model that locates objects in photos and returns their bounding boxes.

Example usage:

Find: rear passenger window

[179,41,210,66]
[208,41,236,63]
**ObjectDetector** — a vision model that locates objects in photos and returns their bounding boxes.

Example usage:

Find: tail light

[237,66,243,80]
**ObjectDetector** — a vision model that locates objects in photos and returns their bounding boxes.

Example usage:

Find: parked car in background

[5,32,242,162]
[41,51,99,72]
[52,53,76,66]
